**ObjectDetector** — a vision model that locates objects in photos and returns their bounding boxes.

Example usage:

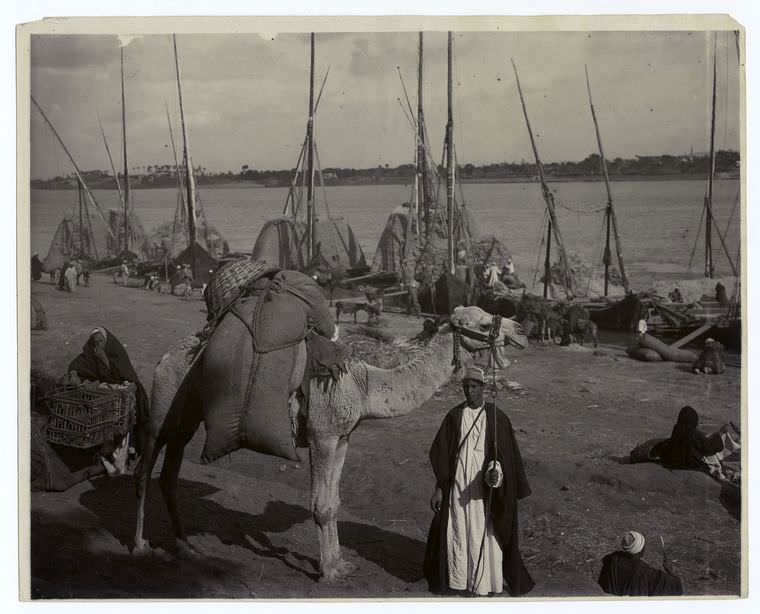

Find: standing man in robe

[423,366,535,597]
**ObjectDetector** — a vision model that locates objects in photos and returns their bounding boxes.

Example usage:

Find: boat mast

[77,178,84,258]
[120,47,130,256]
[165,102,188,247]
[511,59,573,294]
[543,214,552,299]
[172,34,199,276]
[97,115,124,216]
[31,95,116,243]
[446,32,455,275]
[306,32,317,266]
[585,65,630,295]
[418,32,430,243]
[705,34,717,279]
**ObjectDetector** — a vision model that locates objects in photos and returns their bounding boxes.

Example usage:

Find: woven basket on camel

[205,258,278,323]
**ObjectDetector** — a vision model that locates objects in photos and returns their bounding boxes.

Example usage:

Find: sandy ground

[27,275,742,599]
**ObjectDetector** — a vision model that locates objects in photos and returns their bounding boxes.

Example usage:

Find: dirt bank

[27,275,742,599]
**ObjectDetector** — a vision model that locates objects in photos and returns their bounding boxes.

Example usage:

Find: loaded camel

[133,305,527,582]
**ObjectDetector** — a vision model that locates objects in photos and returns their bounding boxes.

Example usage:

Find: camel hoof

[132,538,151,555]
[319,558,356,583]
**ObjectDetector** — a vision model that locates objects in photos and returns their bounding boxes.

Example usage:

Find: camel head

[450,305,529,352]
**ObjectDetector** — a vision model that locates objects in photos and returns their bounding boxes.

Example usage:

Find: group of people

[424,366,740,598]
[55,259,89,292]
[483,257,524,294]
[399,254,521,317]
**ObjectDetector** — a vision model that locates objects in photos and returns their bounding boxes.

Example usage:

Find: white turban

[621,530,645,555]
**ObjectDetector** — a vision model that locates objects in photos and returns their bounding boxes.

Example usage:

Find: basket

[205,258,277,323]
[45,383,136,449]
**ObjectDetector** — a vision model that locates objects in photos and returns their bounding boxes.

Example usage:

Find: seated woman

[649,406,740,483]
[67,327,150,461]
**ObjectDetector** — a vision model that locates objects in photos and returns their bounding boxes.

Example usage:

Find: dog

[335,301,380,324]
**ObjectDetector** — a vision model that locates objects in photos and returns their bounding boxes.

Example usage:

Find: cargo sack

[200,270,335,463]
[267,270,336,340]
[637,333,697,363]
[625,346,662,362]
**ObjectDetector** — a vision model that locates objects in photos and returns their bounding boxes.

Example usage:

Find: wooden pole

[172,34,199,278]
[31,95,116,241]
[418,32,430,242]
[511,59,572,294]
[705,34,717,279]
[446,32,455,275]
[120,47,130,256]
[165,102,187,224]
[97,115,124,215]
[543,218,552,299]
[306,32,317,266]
[585,65,630,294]
[77,178,84,258]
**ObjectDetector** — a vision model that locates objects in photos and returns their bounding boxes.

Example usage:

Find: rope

[687,200,707,272]
[451,329,462,369]
[556,200,607,215]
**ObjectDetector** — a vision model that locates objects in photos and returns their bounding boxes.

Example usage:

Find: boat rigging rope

[687,196,707,272]
[555,199,607,215]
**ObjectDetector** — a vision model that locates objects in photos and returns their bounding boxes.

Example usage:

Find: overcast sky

[29,29,741,179]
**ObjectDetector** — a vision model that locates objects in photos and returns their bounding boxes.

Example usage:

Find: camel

[133,305,527,582]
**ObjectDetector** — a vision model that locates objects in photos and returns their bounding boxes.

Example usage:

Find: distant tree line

[31,150,740,189]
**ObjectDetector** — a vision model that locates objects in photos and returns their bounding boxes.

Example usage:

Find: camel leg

[133,432,160,553]
[159,435,193,546]
[310,434,354,582]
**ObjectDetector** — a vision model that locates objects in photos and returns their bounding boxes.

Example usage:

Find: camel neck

[362,332,457,419]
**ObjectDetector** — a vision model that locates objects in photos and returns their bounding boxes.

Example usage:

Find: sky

[29,29,741,179]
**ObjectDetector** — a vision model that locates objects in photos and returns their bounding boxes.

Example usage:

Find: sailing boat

[587,34,740,343]
[33,56,152,276]
[372,32,481,313]
[251,33,367,277]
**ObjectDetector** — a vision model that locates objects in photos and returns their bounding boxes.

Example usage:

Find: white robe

[446,404,503,595]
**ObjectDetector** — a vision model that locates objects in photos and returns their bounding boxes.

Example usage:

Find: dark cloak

[423,402,535,597]
[653,406,723,470]
[31,255,43,281]
[598,551,683,596]
[68,327,149,454]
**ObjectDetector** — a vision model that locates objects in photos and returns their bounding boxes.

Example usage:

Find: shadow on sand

[63,475,426,592]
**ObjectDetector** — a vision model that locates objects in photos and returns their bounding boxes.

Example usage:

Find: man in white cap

[424,366,534,597]
[598,530,682,596]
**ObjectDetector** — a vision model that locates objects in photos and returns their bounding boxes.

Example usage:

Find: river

[30,178,740,288]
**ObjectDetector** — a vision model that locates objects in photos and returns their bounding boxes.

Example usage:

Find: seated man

[598,530,682,596]
[67,327,150,460]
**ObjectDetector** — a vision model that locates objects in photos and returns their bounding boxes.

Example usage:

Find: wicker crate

[46,383,136,449]
[206,258,275,323]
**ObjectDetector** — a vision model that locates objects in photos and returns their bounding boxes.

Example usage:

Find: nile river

[29,178,740,288]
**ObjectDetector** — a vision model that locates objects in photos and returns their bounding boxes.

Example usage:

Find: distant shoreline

[30,173,739,191]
